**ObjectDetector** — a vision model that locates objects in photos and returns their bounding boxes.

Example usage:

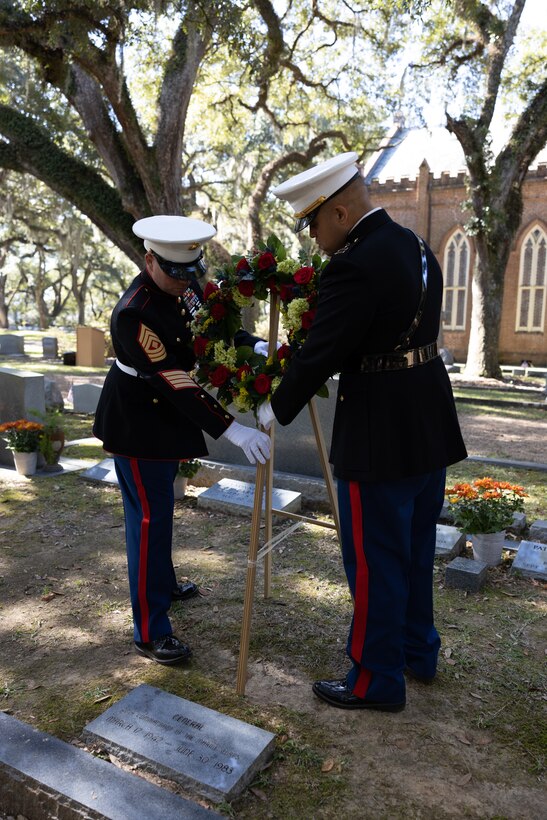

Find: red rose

[236,257,251,272]
[277,344,291,361]
[237,280,255,297]
[254,373,272,395]
[266,276,279,293]
[236,364,252,380]
[279,284,294,302]
[301,309,316,330]
[257,251,276,270]
[294,266,314,285]
[203,281,219,300]
[193,336,209,357]
[211,303,227,321]
[210,365,231,387]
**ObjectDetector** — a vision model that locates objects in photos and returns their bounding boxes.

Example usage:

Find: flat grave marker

[83,684,276,803]
[435,524,465,558]
[197,477,301,516]
[511,540,547,580]
[0,712,219,819]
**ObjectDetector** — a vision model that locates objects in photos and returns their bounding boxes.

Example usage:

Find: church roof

[363,125,547,184]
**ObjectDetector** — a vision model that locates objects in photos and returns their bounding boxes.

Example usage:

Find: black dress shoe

[312,679,405,712]
[134,635,192,665]
[171,581,199,601]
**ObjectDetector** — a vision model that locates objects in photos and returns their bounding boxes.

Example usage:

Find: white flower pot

[470,531,505,566]
[13,451,38,476]
[174,476,188,500]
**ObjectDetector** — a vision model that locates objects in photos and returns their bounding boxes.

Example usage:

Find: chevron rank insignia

[159,369,198,390]
[138,323,167,362]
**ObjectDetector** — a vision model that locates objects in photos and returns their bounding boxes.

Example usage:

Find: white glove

[258,401,276,431]
[221,420,271,464]
[254,340,282,357]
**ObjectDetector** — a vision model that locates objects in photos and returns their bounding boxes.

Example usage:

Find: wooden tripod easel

[235,292,341,695]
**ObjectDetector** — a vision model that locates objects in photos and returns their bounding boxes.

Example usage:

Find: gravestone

[0,367,45,466]
[511,540,547,580]
[0,712,219,819]
[445,556,488,592]
[42,336,58,358]
[72,382,103,413]
[435,524,465,558]
[82,456,118,484]
[0,333,24,355]
[83,684,276,803]
[528,519,547,544]
[197,477,301,516]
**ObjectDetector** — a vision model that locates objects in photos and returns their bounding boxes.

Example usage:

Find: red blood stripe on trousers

[130,458,151,643]
[349,481,371,699]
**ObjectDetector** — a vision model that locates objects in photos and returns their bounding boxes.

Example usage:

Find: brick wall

[368,165,547,366]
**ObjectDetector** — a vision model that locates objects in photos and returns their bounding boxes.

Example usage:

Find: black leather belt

[360,342,438,373]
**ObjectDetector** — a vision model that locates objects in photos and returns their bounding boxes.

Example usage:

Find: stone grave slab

[0,712,219,820]
[435,524,465,558]
[0,333,24,355]
[83,684,276,803]
[42,336,58,358]
[72,382,103,413]
[81,456,118,484]
[445,556,488,592]
[511,540,547,580]
[528,519,547,544]
[198,477,301,516]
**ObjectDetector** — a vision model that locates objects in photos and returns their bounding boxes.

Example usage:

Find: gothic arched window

[442,230,470,330]
[516,227,546,332]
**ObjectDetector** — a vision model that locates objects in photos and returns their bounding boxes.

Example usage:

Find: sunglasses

[151,250,207,280]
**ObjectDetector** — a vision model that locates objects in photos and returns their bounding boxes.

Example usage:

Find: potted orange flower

[0,419,44,475]
[445,477,527,565]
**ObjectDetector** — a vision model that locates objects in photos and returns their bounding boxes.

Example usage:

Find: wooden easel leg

[308,397,341,543]
[236,460,266,696]
[263,423,274,598]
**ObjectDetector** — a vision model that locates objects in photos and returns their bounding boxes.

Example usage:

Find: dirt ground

[0,391,546,819]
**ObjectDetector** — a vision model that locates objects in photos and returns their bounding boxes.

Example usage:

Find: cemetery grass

[0,418,546,818]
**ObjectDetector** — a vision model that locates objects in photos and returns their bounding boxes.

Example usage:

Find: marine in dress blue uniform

[93,216,270,664]
[258,154,467,710]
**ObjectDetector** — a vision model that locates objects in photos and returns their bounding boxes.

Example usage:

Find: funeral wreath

[192,233,328,417]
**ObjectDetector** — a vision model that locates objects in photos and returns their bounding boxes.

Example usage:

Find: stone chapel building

[363,125,547,366]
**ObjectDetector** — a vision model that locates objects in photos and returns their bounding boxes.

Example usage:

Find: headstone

[42,336,58,358]
[435,524,465,558]
[528,519,547,544]
[0,333,24,355]
[45,376,64,410]
[83,684,276,803]
[445,556,488,591]
[0,712,220,819]
[509,512,527,534]
[197,477,301,516]
[72,382,103,413]
[0,367,45,466]
[81,456,118,484]
[63,350,76,366]
[511,540,547,580]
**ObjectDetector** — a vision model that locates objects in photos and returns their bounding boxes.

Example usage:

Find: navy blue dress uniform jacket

[93,269,256,460]
[271,209,467,482]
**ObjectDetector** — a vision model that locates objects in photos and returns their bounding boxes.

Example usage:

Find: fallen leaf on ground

[469,692,485,700]
[321,758,335,773]
[454,732,471,745]
[249,787,268,801]
[94,695,111,704]
[452,772,472,786]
